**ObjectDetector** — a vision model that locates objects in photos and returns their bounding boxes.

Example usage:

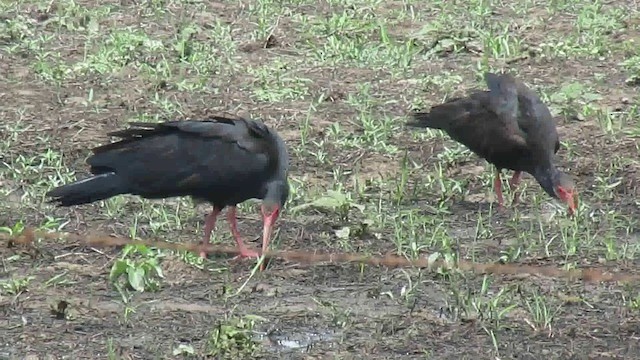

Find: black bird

[407,72,577,214]
[46,116,290,264]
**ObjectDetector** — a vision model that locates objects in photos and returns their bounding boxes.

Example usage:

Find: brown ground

[1,0,640,359]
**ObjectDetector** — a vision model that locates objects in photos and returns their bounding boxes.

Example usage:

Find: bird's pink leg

[509,171,522,204]
[494,170,505,208]
[227,206,260,260]
[200,207,221,258]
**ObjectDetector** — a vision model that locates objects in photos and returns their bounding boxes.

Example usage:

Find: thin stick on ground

[3,228,638,284]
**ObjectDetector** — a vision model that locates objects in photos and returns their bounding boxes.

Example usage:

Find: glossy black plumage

[47,116,290,263]
[408,72,577,213]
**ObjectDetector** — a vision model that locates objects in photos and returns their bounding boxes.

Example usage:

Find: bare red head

[554,173,577,215]
[533,168,578,215]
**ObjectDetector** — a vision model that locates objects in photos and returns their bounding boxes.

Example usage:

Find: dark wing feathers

[438,93,529,160]
[409,72,565,171]
[484,72,519,121]
[96,118,271,152]
[478,72,559,158]
[86,117,277,200]
[513,80,561,155]
[150,117,271,154]
[421,90,528,152]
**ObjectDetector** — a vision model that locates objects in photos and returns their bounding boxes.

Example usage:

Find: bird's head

[262,180,290,218]
[533,167,578,215]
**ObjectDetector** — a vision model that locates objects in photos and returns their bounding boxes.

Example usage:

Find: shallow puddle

[257,329,338,353]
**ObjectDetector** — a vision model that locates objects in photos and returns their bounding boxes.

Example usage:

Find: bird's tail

[407,112,444,129]
[407,99,464,130]
[46,172,127,206]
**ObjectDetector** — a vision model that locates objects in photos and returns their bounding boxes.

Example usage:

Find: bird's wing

[427,88,529,157]
[513,80,561,155]
[483,72,530,147]
[88,118,276,196]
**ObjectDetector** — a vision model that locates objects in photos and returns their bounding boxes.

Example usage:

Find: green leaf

[243,314,268,322]
[426,252,441,270]
[153,264,165,279]
[127,267,146,292]
[334,226,351,239]
[289,190,351,213]
[87,18,100,34]
[109,260,128,281]
[173,344,195,356]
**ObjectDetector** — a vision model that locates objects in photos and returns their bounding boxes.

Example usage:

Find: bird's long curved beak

[567,197,576,216]
[260,205,280,270]
[570,192,578,215]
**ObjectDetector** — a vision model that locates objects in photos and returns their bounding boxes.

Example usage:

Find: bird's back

[514,82,561,158]
[87,117,285,206]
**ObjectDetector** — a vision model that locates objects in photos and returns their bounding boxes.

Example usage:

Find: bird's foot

[492,198,511,214]
[511,191,521,205]
[230,247,261,261]
[508,172,522,205]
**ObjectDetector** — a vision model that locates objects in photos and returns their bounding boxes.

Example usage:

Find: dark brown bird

[46,117,290,264]
[407,72,577,214]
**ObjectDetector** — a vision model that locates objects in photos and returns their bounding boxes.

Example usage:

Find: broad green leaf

[127,267,146,292]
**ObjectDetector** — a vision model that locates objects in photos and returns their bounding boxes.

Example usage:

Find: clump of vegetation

[206,315,265,358]
[109,244,164,293]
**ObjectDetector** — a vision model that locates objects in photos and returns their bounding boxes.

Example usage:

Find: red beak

[259,205,280,270]
[559,189,577,216]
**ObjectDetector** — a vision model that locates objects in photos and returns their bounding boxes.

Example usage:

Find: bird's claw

[510,191,521,205]
[494,201,509,214]
[230,248,261,261]
[199,248,260,261]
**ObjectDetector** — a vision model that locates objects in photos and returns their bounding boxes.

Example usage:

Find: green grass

[1,0,640,358]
